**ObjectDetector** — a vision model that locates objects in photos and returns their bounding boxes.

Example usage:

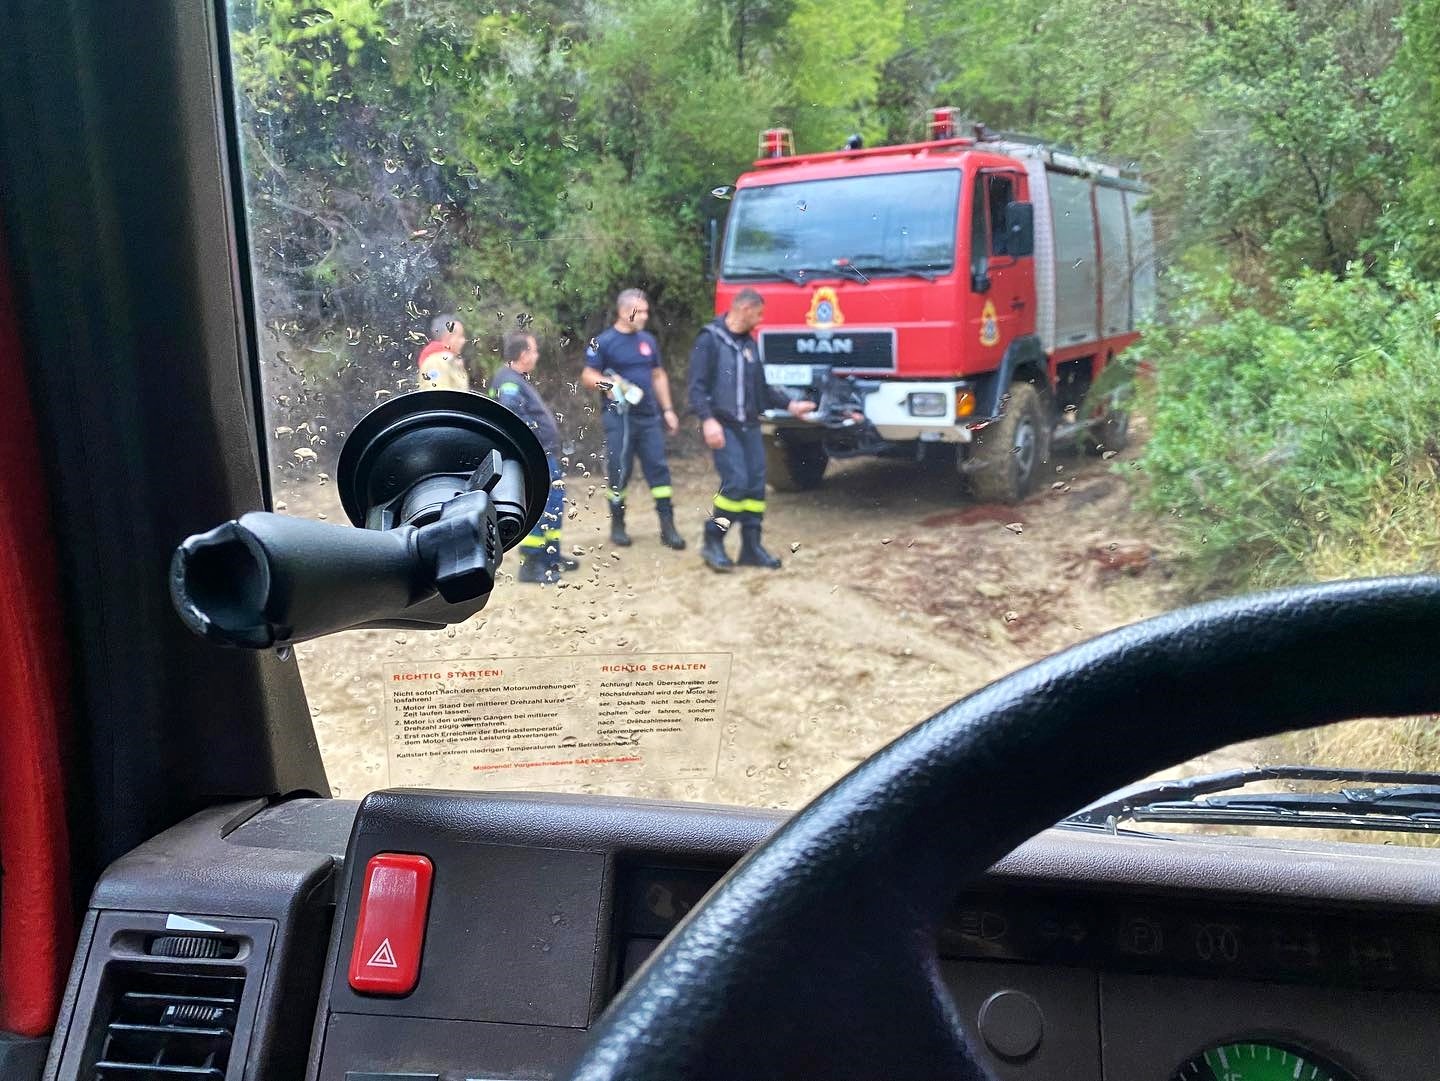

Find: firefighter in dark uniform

[580,288,687,551]
[688,288,816,571]
[492,330,577,584]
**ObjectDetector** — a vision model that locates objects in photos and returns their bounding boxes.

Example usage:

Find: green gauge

[1172,1042,1355,1081]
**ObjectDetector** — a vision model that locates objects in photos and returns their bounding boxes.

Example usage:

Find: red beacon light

[928,106,959,141]
[758,128,794,159]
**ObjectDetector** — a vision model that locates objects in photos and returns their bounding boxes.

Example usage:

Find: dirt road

[286,425,1206,808]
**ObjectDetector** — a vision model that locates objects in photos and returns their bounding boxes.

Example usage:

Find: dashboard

[43,790,1440,1081]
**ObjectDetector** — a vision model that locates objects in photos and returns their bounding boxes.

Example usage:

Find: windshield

[721,171,961,279]
[224,0,1438,841]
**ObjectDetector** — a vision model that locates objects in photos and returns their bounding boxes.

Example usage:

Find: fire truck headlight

[908,392,947,417]
[955,390,977,419]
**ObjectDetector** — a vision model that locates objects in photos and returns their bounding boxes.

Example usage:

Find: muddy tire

[765,432,828,491]
[1084,408,1131,456]
[966,382,1050,504]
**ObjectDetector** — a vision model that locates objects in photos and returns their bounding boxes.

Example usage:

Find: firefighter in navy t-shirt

[580,288,687,550]
[491,330,577,585]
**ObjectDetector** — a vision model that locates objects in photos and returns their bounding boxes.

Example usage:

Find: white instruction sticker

[383,653,731,790]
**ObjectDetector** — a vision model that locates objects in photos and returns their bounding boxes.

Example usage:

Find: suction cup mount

[171,390,550,648]
[338,388,549,538]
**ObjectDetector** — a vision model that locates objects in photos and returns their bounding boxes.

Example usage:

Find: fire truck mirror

[1005,201,1035,258]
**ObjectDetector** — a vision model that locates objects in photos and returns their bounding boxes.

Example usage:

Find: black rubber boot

[657,502,687,550]
[609,503,632,547]
[517,555,556,584]
[700,518,734,573]
[738,522,782,569]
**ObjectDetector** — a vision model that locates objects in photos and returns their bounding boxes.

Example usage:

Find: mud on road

[286,425,1213,809]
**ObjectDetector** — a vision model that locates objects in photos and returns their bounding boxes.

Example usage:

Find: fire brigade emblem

[979,300,1000,347]
[806,287,845,330]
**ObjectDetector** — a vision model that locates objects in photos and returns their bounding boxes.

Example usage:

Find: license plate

[765,364,813,386]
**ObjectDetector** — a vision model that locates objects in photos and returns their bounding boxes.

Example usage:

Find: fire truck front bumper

[762,379,976,444]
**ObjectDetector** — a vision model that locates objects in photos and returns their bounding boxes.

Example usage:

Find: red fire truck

[714,109,1155,503]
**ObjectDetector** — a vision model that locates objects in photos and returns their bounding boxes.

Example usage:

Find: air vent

[90,966,244,1080]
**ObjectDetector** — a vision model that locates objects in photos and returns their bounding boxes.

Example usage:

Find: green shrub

[1137,265,1440,591]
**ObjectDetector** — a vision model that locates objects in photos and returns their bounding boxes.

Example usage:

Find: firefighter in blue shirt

[492,330,577,585]
[688,288,816,571]
[580,288,687,551]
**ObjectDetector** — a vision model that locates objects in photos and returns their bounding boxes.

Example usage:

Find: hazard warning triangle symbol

[366,938,399,969]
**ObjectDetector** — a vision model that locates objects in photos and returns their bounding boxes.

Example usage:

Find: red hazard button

[347,853,433,995]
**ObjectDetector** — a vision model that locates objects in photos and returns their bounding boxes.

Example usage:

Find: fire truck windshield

[721,170,961,282]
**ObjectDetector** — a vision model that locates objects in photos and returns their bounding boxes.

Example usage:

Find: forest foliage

[230,0,1440,586]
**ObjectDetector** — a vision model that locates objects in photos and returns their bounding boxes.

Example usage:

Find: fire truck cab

[716,111,1155,503]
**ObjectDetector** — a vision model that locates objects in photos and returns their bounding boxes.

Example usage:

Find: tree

[1380,0,1440,276]
[782,0,906,151]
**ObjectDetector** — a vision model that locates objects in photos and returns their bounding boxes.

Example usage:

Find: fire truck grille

[760,330,895,370]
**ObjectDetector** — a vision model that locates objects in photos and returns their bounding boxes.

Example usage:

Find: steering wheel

[566,577,1440,1080]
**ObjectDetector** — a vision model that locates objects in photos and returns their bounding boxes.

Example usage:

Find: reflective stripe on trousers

[710,422,766,522]
[602,409,673,506]
[520,453,566,566]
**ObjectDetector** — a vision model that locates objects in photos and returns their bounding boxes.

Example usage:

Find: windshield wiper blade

[777,263,871,284]
[849,262,940,281]
[1064,765,1440,835]
[827,263,870,284]
[723,264,809,286]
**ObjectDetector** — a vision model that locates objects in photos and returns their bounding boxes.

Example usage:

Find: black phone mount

[170,390,550,648]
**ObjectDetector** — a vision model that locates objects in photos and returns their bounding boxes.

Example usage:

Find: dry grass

[1305,463,1440,583]
[1285,716,1440,775]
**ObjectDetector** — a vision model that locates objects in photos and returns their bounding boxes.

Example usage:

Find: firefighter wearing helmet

[688,288,816,571]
